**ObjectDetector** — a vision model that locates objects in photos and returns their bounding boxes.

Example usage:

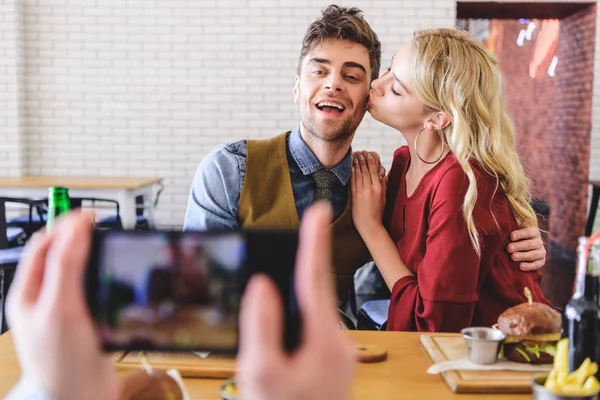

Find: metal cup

[461,327,506,365]
[532,374,600,400]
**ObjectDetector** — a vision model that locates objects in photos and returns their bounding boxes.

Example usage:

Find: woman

[352,28,550,332]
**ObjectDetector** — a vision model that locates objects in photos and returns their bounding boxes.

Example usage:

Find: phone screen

[86,229,300,353]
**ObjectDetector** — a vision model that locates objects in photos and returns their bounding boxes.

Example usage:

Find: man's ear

[293,76,300,103]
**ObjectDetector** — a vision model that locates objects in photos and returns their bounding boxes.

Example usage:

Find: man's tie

[311,169,337,204]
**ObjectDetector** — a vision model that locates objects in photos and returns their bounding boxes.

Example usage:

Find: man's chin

[313,128,354,143]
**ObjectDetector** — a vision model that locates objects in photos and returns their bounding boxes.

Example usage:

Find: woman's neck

[403,129,449,184]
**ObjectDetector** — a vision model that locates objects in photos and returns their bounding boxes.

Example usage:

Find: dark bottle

[47,186,71,232]
[563,236,600,379]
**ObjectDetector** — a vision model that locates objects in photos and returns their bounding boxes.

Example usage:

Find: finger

[6,232,53,310]
[510,226,539,241]
[512,249,546,263]
[383,174,389,195]
[507,238,542,253]
[351,166,357,196]
[370,151,382,162]
[379,166,386,179]
[295,204,339,341]
[238,274,284,366]
[519,259,544,271]
[367,153,379,186]
[357,154,367,188]
[353,157,363,189]
[40,212,94,305]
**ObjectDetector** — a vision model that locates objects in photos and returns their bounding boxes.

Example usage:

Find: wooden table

[0,176,163,229]
[0,331,530,400]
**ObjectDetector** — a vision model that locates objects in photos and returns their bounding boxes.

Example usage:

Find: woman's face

[368,43,428,133]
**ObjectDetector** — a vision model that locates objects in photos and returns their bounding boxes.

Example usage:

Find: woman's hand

[352,150,386,179]
[351,152,387,237]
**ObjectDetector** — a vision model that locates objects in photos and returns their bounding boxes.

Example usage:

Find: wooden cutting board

[421,334,544,394]
[112,342,388,379]
[114,351,236,379]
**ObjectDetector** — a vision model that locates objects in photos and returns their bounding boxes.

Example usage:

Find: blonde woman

[352,28,550,332]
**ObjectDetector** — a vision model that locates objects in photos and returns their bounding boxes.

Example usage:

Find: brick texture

[0,0,23,177]
[11,0,455,225]
[489,6,596,258]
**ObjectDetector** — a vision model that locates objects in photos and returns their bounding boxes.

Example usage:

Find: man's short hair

[298,4,382,82]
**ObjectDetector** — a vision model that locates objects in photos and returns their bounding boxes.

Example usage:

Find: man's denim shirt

[183,125,352,230]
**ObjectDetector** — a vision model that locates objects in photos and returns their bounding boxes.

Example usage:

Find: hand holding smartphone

[85,229,301,353]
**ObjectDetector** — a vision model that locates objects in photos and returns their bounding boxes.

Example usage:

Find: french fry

[556,338,569,378]
[557,383,588,396]
[583,376,600,394]
[545,368,558,390]
[567,358,591,386]
[589,361,599,378]
[543,338,599,396]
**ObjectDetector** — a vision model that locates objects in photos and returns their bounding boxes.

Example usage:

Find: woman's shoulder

[390,145,410,169]
[392,145,410,159]
[430,154,505,202]
[435,154,498,186]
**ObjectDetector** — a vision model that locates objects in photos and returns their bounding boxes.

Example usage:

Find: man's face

[294,39,372,143]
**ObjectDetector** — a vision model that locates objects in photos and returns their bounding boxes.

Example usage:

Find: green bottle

[47,186,71,232]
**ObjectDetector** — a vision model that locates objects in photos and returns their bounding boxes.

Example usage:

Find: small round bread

[356,344,388,363]
[118,369,184,400]
[497,302,561,336]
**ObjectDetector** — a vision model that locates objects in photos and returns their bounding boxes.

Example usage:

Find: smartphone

[85,228,301,353]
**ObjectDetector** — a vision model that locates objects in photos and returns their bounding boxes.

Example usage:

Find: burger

[496,302,562,364]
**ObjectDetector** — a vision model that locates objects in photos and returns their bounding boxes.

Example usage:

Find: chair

[70,197,123,230]
[0,247,21,333]
[357,299,390,331]
[0,197,44,334]
[9,197,124,231]
[1,197,47,249]
[99,182,164,230]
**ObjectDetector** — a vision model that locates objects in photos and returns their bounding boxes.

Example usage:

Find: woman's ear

[436,111,451,130]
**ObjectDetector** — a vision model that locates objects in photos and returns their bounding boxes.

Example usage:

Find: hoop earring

[414,128,445,165]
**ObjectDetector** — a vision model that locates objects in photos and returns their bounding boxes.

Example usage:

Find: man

[184,5,546,302]
[5,208,355,400]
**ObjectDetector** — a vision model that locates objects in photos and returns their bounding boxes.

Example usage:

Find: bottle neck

[574,239,600,298]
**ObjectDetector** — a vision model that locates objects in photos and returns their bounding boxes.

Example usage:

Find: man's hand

[506,226,547,271]
[6,212,119,400]
[237,204,356,400]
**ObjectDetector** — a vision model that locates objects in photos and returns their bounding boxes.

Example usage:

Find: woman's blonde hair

[411,28,537,255]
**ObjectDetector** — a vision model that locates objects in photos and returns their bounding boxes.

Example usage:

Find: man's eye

[312,70,324,75]
[346,75,358,81]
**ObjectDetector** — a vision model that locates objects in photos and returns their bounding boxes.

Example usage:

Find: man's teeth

[317,102,345,111]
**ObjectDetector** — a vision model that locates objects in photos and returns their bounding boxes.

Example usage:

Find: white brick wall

[2,0,598,227]
[0,0,23,177]
[14,0,454,225]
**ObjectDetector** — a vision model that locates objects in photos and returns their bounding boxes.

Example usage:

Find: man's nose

[324,73,344,92]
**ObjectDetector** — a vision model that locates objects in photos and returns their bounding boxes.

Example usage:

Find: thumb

[238,275,284,368]
[295,204,339,341]
[40,212,94,306]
